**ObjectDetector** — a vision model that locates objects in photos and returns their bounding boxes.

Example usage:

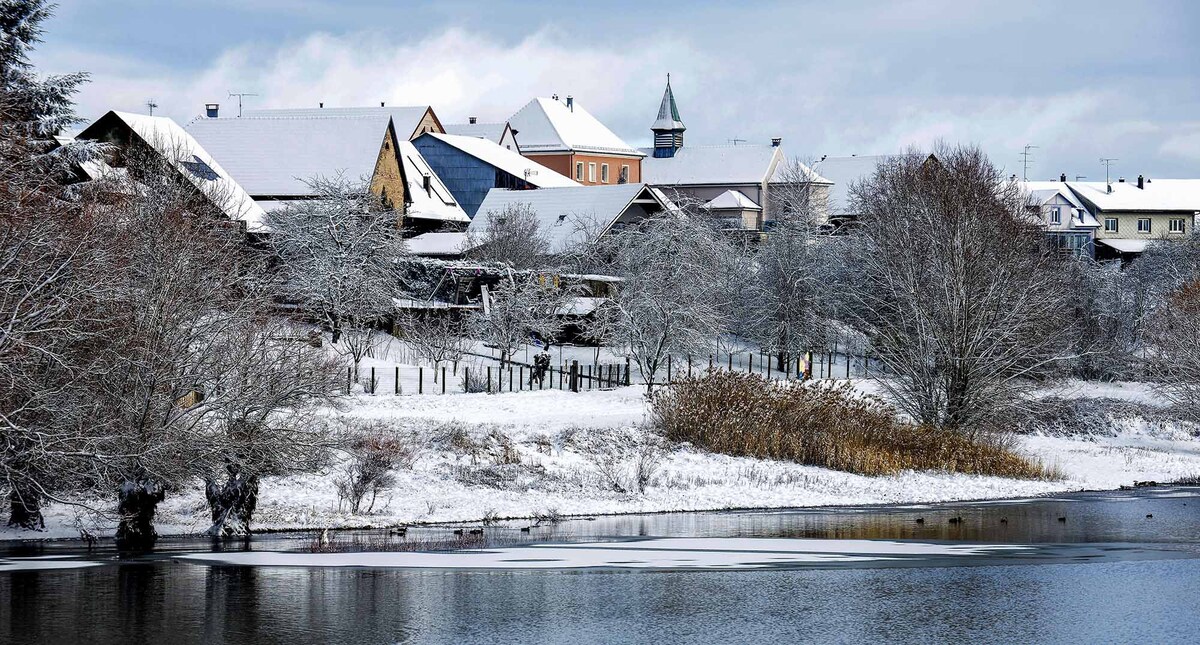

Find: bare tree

[466,203,551,269]
[267,176,407,381]
[466,275,571,366]
[1144,281,1200,419]
[396,310,469,381]
[589,215,732,390]
[840,144,1076,431]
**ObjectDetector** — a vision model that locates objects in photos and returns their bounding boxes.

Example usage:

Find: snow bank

[4,385,1199,542]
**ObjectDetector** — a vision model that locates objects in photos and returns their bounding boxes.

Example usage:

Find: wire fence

[348,349,881,396]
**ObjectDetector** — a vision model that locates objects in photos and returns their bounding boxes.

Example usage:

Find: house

[507,96,645,186]
[466,183,672,254]
[185,105,468,233]
[444,117,520,152]
[412,132,578,218]
[1021,180,1100,258]
[73,110,266,232]
[639,77,828,229]
[1063,176,1200,261]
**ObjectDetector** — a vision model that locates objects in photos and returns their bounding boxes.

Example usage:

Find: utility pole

[145,99,158,116]
[1020,144,1039,181]
[228,91,259,117]
[1100,158,1118,186]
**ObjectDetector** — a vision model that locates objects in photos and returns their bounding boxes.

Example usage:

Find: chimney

[552,93,559,101]
[1060,173,1067,182]
[319,102,324,108]
[771,137,782,147]
[1137,174,1145,189]
[566,95,574,111]
[422,174,432,197]
[468,116,477,125]
[205,103,220,118]
[380,101,385,107]
[1118,177,1126,183]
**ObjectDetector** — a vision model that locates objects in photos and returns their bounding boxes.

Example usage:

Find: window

[588,162,596,183]
[575,162,584,181]
[1170,218,1186,234]
[601,163,609,183]
[620,165,630,184]
[1137,218,1151,234]
[1104,218,1118,233]
[1049,207,1061,225]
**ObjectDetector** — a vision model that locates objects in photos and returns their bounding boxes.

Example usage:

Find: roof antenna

[145,99,158,116]
[1100,158,1118,190]
[1020,144,1038,181]
[228,91,259,118]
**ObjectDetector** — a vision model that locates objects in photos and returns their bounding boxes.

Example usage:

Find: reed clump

[651,371,1052,479]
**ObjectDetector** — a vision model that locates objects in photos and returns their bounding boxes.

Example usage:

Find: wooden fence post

[487,366,492,393]
[442,367,447,394]
[346,366,352,395]
[395,366,400,394]
[570,360,579,392]
[625,357,632,386]
[667,355,673,383]
[748,353,753,374]
[418,367,423,394]
[463,367,469,393]
[728,353,733,371]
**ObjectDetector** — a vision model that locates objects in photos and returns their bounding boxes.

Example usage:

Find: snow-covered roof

[705,189,761,211]
[640,145,795,186]
[508,97,644,157]
[1021,181,1088,211]
[812,155,898,215]
[405,231,468,257]
[397,140,470,223]
[1097,239,1150,254]
[469,183,667,253]
[652,79,685,132]
[557,296,606,316]
[1066,180,1200,213]
[185,114,392,197]
[422,133,578,188]
[77,110,267,232]
[444,121,508,144]
[241,106,438,139]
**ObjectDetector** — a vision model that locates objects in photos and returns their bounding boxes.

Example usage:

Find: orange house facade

[509,96,645,187]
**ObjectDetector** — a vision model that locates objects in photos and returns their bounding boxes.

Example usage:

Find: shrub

[461,367,490,393]
[651,371,1051,479]
[336,422,421,513]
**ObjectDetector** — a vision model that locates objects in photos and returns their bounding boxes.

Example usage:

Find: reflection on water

[2,487,1199,644]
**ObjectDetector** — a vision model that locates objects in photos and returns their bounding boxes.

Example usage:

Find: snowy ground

[4,382,1199,542]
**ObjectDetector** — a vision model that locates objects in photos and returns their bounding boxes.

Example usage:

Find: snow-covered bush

[578,427,666,494]
[336,423,421,514]
[652,372,1051,479]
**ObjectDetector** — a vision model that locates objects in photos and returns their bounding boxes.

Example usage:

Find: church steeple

[651,74,685,158]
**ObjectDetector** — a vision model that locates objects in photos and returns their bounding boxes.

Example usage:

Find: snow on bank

[173,537,1032,571]
[4,385,1199,542]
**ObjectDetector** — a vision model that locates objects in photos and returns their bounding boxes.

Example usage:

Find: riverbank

[4,383,1200,542]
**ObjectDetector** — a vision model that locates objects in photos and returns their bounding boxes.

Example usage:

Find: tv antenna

[228,91,259,117]
[728,137,747,145]
[1020,144,1039,180]
[1075,175,1087,181]
[145,99,158,116]
[1100,158,1118,185]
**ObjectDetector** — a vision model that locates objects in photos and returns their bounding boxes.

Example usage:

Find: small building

[73,110,266,232]
[1065,176,1200,261]
[704,189,763,231]
[444,118,520,152]
[467,183,672,254]
[412,132,578,218]
[1022,180,1100,258]
[185,105,468,233]
[507,96,645,186]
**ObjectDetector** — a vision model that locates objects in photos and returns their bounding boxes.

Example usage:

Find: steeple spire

[651,74,685,158]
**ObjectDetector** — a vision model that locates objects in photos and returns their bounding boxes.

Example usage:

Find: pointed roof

[508,97,644,157]
[705,189,761,211]
[421,133,578,188]
[652,76,685,132]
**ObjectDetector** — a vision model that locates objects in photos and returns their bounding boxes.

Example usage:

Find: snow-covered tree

[467,276,570,366]
[466,202,551,269]
[589,215,732,390]
[840,145,1076,431]
[267,176,407,380]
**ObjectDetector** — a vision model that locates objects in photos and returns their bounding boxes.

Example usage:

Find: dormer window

[179,155,219,181]
[1049,207,1061,225]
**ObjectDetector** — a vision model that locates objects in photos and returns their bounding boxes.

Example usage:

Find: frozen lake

[2,488,1198,644]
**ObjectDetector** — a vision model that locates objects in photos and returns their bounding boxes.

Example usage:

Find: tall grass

[651,372,1052,479]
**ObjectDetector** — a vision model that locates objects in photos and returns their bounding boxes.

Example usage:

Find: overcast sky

[33,0,1200,179]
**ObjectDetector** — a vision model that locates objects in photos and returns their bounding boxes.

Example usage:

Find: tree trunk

[7,485,45,531]
[116,477,166,550]
[204,469,259,538]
